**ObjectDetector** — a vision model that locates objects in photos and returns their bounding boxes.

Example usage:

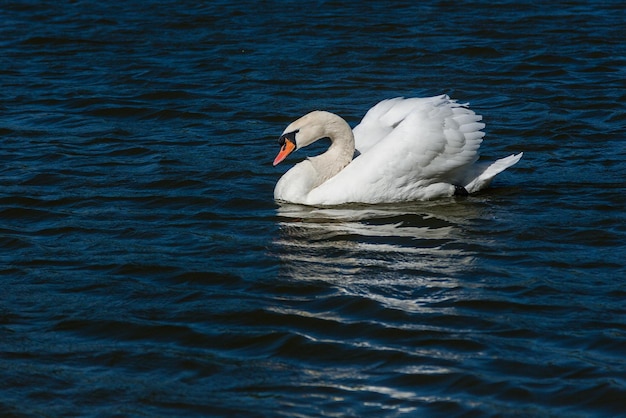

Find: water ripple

[1,0,625,416]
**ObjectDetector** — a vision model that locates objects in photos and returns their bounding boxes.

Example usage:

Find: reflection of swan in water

[273,202,484,310]
[269,203,489,402]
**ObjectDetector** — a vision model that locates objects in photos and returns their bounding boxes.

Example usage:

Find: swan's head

[272,111,344,166]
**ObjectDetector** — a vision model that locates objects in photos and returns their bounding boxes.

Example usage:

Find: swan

[273,95,522,205]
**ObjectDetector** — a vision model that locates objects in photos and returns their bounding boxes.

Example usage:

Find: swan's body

[273,95,522,205]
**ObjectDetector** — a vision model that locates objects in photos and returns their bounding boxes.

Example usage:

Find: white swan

[273,95,522,205]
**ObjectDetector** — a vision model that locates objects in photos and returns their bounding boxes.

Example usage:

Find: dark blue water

[2,1,625,416]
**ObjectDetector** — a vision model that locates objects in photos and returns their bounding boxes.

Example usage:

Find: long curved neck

[307,112,355,184]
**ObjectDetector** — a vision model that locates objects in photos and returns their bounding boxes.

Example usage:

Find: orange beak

[273,138,296,166]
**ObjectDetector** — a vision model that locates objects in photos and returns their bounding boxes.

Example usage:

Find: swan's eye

[278,130,299,146]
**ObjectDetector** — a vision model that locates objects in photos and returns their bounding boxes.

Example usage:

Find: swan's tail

[464,152,523,193]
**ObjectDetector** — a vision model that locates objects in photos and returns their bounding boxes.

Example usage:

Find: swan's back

[353,95,469,154]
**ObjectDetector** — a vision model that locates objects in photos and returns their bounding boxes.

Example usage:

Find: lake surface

[1,0,625,416]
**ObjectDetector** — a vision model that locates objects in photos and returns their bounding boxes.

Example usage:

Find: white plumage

[273,95,522,205]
